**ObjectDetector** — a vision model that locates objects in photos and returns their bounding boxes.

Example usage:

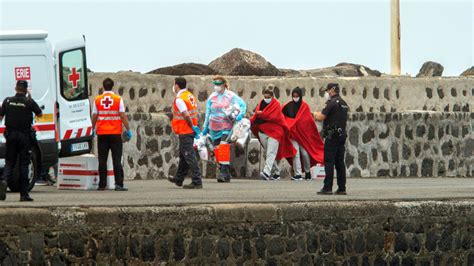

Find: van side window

[59,48,87,101]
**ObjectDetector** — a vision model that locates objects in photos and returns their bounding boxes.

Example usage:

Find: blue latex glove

[126,130,133,139]
[202,127,209,136]
[236,113,244,122]
[192,126,201,138]
[91,128,96,137]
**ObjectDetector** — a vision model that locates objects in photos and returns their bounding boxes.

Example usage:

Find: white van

[0,30,93,192]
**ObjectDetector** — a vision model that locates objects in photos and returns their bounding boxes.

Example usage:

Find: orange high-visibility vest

[95,93,123,135]
[172,90,198,135]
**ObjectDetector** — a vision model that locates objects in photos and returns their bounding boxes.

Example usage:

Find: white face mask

[264,98,272,104]
[172,85,177,94]
[293,97,300,102]
[214,85,224,93]
[324,92,330,100]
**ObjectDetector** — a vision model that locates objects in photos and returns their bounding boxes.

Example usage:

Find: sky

[1,0,472,76]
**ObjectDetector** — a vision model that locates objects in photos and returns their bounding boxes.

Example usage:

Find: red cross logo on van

[101,96,114,109]
[68,67,80,88]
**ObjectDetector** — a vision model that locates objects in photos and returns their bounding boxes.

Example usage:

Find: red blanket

[283,101,324,166]
[250,99,296,160]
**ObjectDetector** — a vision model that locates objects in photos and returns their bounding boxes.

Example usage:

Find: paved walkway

[0,178,473,207]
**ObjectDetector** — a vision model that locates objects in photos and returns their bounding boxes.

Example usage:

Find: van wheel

[7,150,38,192]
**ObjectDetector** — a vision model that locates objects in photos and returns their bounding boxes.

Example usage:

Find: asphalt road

[1,178,473,207]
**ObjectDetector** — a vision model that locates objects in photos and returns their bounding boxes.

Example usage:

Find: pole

[391,0,401,75]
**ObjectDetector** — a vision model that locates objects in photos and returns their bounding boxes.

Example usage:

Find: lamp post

[391,0,401,75]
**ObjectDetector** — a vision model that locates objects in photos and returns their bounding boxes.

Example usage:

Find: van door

[54,38,93,157]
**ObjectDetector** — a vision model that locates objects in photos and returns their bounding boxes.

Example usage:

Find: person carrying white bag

[201,76,247,182]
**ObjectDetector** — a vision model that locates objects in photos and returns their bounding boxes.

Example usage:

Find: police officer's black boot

[0,181,6,201]
[335,189,347,195]
[20,193,34,202]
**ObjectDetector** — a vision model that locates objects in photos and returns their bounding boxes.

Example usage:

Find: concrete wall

[0,201,473,264]
[88,73,473,179]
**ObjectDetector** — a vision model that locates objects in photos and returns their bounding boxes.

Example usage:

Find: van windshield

[59,48,87,101]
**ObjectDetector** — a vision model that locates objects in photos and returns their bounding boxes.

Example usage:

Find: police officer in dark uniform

[0,80,42,201]
[313,83,349,195]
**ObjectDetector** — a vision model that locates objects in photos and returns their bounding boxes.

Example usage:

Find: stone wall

[116,111,472,180]
[88,73,473,179]
[344,112,473,178]
[0,201,473,264]
[89,73,473,114]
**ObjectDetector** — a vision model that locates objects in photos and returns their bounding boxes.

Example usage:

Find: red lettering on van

[15,67,31,80]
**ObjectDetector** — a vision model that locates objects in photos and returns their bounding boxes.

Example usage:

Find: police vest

[172,90,198,135]
[95,93,123,135]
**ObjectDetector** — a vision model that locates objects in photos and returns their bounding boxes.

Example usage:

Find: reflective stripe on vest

[172,109,198,120]
[98,110,120,115]
[98,116,122,121]
[172,90,198,135]
[95,93,123,135]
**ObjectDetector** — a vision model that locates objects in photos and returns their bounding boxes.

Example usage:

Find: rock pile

[147,63,217,75]
[416,61,444,77]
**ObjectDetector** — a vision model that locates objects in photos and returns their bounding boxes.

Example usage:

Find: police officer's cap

[16,80,28,89]
[325,83,339,92]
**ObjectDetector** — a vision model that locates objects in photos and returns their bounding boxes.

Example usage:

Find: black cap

[325,83,339,92]
[16,80,28,89]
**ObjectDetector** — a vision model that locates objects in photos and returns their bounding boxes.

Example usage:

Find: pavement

[0,178,473,207]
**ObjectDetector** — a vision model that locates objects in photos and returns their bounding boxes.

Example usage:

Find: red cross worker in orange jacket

[167,77,203,189]
[92,78,131,191]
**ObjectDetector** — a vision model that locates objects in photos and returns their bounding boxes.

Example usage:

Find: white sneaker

[291,175,304,181]
[260,172,271,181]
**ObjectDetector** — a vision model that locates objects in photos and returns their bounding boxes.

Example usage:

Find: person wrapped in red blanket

[282,87,324,181]
[250,87,296,180]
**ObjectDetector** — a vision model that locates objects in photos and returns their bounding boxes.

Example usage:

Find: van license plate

[71,142,89,152]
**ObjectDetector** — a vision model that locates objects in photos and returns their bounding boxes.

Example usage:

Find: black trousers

[175,134,202,185]
[2,130,31,197]
[323,135,347,191]
[213,134,231,181]
[97,134,124,187]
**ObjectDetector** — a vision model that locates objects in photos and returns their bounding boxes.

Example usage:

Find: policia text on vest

[0,80,42,202]
[91,78,132,192]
